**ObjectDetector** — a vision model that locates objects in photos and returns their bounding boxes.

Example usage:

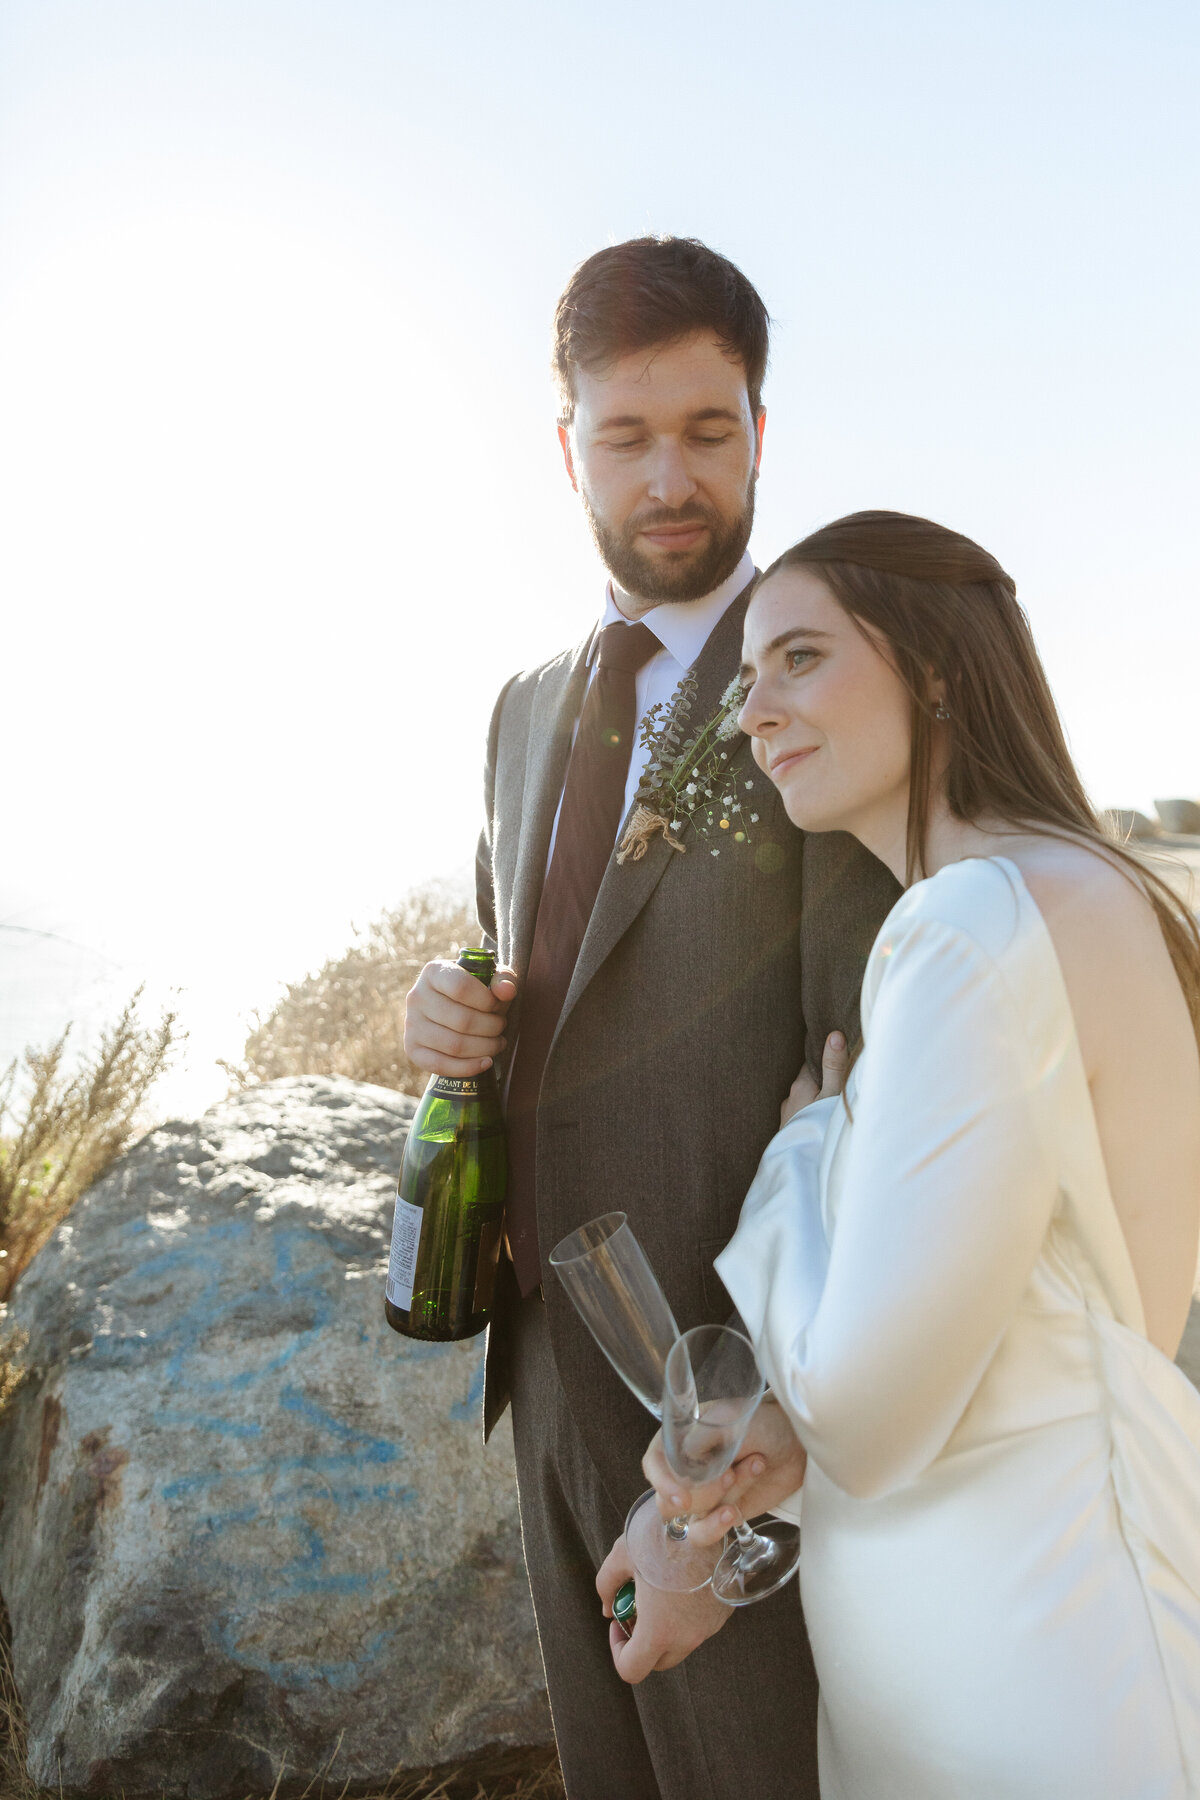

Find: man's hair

[552,236,770,425]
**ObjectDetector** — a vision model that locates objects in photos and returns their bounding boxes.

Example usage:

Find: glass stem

[665,1512,690,1541]
[731,1516,774,1575]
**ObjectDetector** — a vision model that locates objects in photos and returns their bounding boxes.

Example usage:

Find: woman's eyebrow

[740,627,833,682]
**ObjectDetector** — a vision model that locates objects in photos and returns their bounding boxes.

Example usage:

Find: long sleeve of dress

[717,913,1061,1501]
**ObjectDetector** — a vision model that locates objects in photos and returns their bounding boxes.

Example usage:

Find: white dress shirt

[547,549,755,865]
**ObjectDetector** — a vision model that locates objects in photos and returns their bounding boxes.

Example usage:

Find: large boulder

[0,1076,550,1797]
[1154,798,1200,837]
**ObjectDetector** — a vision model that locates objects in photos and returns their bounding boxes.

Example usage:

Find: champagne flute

[549,1213,721,1592]
[663,1324,801,1606]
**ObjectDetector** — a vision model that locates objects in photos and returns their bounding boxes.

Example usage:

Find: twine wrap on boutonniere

[617,674,760,862]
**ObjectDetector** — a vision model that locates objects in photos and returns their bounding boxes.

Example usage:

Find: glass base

[624,1489,722,1593]
[711,1518,801,1606]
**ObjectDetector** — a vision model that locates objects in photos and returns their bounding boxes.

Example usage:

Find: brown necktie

[505,620,661,1295]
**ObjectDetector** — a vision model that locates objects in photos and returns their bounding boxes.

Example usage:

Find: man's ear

[754,408,766,474]
[557,423,579,493]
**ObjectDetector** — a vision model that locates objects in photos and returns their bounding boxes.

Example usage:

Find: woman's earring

[934,699,950,722]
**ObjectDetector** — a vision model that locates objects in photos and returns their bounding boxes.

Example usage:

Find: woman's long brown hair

[762,510,1200,1046]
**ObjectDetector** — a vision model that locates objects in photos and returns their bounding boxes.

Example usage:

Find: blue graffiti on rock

[85,1204,485,1691]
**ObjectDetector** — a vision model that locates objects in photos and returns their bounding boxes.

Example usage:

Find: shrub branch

[0,990,179,1302]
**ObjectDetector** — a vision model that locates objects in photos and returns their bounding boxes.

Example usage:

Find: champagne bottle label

[385,1195,423,1311]
[429,1075,482,1098]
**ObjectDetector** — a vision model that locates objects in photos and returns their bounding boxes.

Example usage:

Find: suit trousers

[508,1283,821,1800]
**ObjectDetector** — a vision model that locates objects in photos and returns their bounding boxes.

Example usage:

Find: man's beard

[580,476,756,605]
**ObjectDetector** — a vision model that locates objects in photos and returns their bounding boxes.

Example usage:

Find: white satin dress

[717,856,1200,1799]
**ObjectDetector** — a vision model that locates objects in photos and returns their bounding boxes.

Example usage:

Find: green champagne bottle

[384,947,507,1341]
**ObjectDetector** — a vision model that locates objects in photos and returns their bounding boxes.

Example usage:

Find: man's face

[559,331,765,613]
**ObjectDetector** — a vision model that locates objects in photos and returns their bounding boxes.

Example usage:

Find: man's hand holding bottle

[404,958,519,1077]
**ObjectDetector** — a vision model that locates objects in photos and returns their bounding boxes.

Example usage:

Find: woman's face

[738,567,915,841]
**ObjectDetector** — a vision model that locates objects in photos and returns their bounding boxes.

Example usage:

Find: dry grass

[274,1745,566,1800]
[0,990,179,1304]
[0,1596,31,1800]
[220,884,479,1099]
[0,1318,27,1425]
[2,1599,561,1800]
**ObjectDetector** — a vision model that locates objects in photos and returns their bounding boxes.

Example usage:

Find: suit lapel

[509,632,592,978]
[556,582,754,1036]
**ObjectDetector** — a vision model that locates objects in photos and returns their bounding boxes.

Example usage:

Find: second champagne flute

[663,1324,802,1605]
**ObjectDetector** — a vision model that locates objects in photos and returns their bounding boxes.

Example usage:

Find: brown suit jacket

[477,583,901,1506]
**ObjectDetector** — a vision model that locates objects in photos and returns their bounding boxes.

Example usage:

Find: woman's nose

[738,679,779,740]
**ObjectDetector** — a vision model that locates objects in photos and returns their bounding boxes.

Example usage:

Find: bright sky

[1,0,1197,1114]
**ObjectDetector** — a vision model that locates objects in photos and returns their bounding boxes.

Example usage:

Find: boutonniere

[617,674,760,863]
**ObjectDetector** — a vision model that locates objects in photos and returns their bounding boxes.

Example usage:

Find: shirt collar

[589,549,756,669]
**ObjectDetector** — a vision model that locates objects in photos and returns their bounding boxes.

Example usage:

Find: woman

[614,511,1200,1796]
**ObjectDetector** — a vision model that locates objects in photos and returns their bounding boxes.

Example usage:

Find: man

[404,237,899,1800]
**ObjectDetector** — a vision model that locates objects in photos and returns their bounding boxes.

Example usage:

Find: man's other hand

[403,958,518,1078]
[596,1536,731,1684]
[781,1029,848,1126]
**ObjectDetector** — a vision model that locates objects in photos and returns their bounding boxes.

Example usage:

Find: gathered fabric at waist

[932,1286,1107,1464]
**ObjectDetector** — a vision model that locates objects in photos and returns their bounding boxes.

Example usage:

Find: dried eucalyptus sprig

[617,674,759,862]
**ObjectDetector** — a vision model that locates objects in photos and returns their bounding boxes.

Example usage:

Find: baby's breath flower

[750,812,759,823]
